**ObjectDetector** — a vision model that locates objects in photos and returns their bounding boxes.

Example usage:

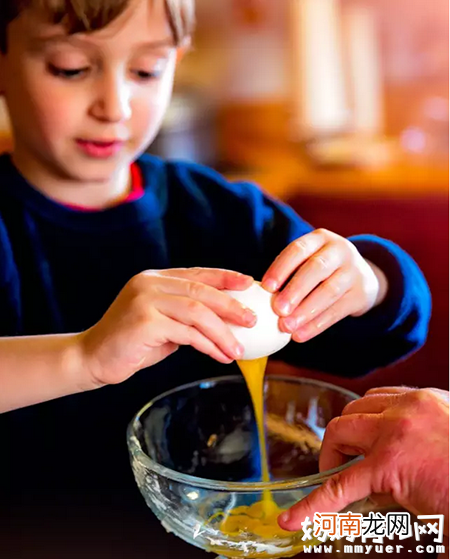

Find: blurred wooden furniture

[218,102,448,199]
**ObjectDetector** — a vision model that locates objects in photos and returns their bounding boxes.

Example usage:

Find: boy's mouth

[76,139,126,158]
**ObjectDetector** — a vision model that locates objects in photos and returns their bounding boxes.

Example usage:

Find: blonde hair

[0,0,195,52]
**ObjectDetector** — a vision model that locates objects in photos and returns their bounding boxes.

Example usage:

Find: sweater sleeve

[163,159,432,377]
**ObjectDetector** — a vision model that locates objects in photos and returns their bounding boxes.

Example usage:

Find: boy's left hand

[261,229,388,343]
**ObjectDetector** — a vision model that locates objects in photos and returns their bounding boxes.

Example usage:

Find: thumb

[278,459,373,531]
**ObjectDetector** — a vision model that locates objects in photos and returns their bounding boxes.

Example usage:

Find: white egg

[224,281,292,361]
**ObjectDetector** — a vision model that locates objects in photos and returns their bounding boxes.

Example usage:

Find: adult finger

[365,386,417,396]
[319,414,380,472]
[342,394,402,416]
[278,459,374,531]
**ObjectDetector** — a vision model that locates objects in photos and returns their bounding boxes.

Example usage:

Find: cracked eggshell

[224,281,292,361]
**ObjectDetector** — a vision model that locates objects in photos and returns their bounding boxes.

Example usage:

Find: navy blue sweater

[0,154,430,506]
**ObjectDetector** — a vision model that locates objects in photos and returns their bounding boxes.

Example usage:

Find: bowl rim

[127,374,361,492]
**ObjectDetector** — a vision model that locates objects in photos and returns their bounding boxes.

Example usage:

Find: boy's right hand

[79,268,256,387]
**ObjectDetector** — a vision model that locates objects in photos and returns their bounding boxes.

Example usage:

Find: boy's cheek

[8,77,80,132]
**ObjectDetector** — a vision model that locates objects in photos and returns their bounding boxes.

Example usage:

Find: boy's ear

[176,36,192,63]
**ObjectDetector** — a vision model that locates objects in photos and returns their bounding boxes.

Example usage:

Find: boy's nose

[91,75,132,123]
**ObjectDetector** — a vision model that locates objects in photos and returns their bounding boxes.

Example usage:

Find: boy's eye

[133,69,163,81]
[48,64,89,79]
[132,58,167,81]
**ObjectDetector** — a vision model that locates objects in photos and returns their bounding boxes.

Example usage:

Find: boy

[0,0,430,510]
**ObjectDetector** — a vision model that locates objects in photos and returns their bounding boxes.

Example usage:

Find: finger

[319,414,380,472]
[365,386,417,396]
[279,268,353,333]
[278,459,374,531]
[161,316,234,364]
[273,244,346,318]
[152,276,257,328]
[261,230,327,293]
[342,394,402,416]
[365,386,449,405]
[291,292,356,343]
[156,268,254,291]
[156,295,244,360]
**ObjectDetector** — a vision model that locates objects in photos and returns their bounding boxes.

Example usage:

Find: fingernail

[234,344,245,358]
[279,511,291,524]
[263,279,278,292]
[277,300,292,317]
[243,309,257,325]
[283,316,298,333]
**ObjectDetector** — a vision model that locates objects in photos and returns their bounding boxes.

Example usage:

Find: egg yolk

[211,358,294,544]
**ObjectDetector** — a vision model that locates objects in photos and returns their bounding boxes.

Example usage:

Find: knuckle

[392,415,415,438]
[183,267,205,280]
[315,227,331,238]
[405,389,439,413]
[186,280,203,300]
[323,475,345,503]
[311,254,329,272]
[293,237,308,253]
[185,298,204,317]
[326,280,343,298]
[127,272,148,294]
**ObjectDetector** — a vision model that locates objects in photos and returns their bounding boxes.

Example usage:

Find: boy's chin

[63,157,131,182]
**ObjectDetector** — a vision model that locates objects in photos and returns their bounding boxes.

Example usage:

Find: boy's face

[0,0,178,184]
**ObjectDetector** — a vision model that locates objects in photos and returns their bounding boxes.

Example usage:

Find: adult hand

[279,387,449,539]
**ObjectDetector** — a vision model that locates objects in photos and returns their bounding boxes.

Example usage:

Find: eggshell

[224,282,292,360]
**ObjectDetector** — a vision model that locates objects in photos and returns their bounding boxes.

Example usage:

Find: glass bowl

[127,375,362,558]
